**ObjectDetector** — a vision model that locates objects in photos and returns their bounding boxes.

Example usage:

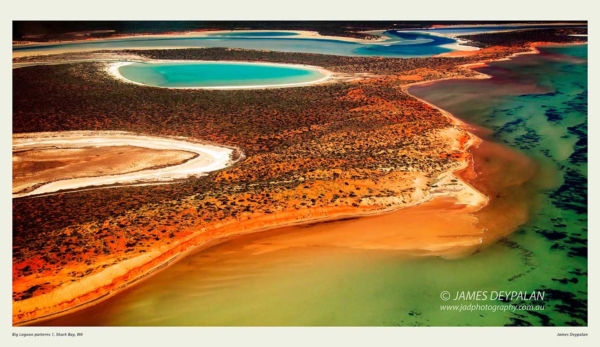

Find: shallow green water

[410,44,588,326]
[117,61,326,88]
[38,45,587,327]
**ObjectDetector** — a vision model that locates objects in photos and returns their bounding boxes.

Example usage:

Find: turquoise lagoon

[117,61,327,88]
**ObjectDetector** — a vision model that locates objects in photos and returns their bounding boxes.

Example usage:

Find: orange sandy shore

[12,41,584,326]
[13,108,482,326]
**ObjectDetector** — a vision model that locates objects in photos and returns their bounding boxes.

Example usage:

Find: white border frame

[3,2,596,346]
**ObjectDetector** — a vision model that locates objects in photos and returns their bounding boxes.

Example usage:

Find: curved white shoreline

[13,131,238,198]
[107,60,334,90]
[13,29,385,48]
[12,30,389,59]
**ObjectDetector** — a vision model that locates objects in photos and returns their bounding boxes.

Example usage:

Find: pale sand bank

[200,29,388,43]
[13,146,197,195]
[13,131,239,198]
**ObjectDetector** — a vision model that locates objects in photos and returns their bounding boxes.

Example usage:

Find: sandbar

[13,131,240,198]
